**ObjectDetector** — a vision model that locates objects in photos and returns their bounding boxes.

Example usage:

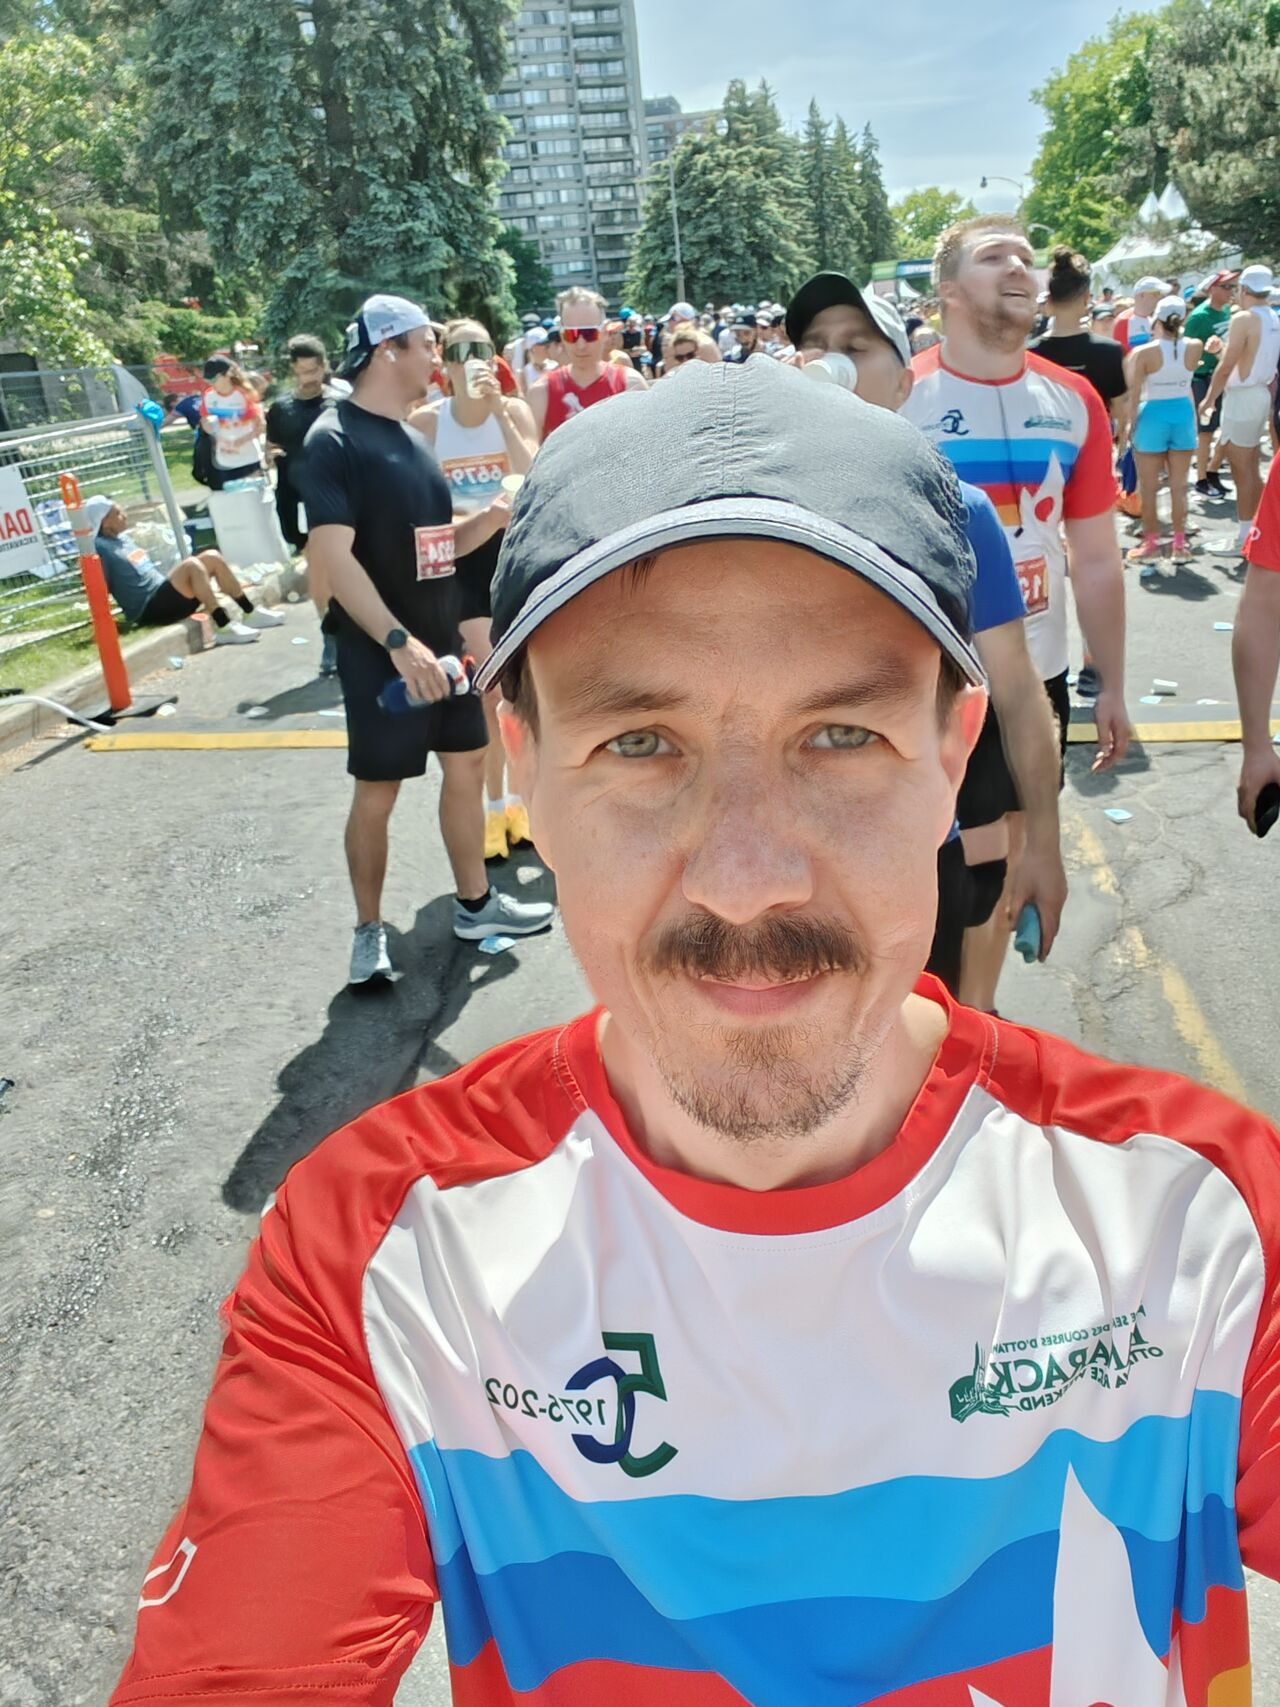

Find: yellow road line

[86,729,347,750]
[1067,718,1280,745]
[1068,821,1248,1101]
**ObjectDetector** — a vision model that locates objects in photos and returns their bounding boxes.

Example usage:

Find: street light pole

[979,173,1026,213]
[667,156,686,303]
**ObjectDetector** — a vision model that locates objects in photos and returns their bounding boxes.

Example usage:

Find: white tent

[1092,225,1242,293]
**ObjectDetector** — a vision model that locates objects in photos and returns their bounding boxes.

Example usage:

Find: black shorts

[336,625,487,781]
[274,471,307,550]
[957,671,1071,827]
[138,579,200,626]
[1192,374,1221,435]
[926,836,971,996]
[457,533,500,625]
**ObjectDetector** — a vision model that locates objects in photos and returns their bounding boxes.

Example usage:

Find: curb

[0,567,292,760]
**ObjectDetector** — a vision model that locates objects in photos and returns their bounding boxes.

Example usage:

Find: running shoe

[484,807,509,862]
[1075,664,1100,699]
[1126,535,1162,563]
[453,889,555,942]
[1170,532,1193,564]
[213,620,260,645]
[1194,478,1213,497]
[505,800,533,847]
[319,632,338,676]
[349,921,393,985]
[242,605,285,628]
[1207,473,1232,497]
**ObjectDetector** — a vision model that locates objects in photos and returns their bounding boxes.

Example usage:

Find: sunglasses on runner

[672,348,698,363]
[561,326,603,345]
[443,340,494,365]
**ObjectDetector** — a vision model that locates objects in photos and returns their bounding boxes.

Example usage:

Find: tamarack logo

[949,1306,1162,1422]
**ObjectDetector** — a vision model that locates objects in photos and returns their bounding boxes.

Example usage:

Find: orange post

[60,471,132,714]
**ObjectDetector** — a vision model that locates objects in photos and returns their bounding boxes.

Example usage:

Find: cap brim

[786,274,904,363]
[475,496,983,694]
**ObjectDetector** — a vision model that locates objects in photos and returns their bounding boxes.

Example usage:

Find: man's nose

[680,763,815,925]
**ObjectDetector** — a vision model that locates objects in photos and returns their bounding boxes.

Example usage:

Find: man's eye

[605,729,674,758]
[810,725,878,750]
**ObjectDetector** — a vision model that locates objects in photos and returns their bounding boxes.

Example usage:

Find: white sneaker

[349,921,393,985]
[242,605,285,629]
[214,621,260,645]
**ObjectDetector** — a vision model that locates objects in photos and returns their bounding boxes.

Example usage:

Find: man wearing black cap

[300,294,553,987]
[723,310,761,364]
[784,272,1068,990]
[113,360,1280,1707]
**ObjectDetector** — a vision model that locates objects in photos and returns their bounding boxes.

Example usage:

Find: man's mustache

[647,912,864,984]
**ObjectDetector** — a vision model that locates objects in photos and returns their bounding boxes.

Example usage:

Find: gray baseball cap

[785,273,912,366]
[475,357,981,693]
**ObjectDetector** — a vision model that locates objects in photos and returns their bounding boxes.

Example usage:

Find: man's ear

[940,682,988,792]
[895,365,915,409]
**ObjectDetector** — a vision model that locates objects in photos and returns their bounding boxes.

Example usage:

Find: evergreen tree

[857,124,896,261]
[800,100,833,269]
[827,117,872,281]
[139,0,517,345]
[498,225,553,317]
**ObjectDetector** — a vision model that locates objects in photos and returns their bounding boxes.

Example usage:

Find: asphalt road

[1,495,1278,1703]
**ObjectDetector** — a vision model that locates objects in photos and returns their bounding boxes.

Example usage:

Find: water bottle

[378,654,473,715]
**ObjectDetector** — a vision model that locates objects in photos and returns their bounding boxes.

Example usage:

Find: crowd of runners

[113,214,1280,1006]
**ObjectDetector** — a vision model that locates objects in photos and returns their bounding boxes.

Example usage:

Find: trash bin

[206,480,291,572]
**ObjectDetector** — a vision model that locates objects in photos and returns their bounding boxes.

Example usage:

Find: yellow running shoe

[484,807,509,862]
[506,799,532,848]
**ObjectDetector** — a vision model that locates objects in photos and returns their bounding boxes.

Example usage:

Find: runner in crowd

[1121,295,1202,570]
[502,312,543,382]
[265,334,349,677]
[528,287,645,441]
[786,272,1067,994]
[1111,275,1166,352]
[198,356,265,489]
[1186,270,1239,498]
[664,325,702,373]
[297,295,553,987]
[1090,303,1117,340]
[111,357,1280,1707]
[1234,448,1280,831]
[902,213,1130,1013]
[410,318,540,863]
[1199,263,1280,561]
[83,495,281,645]
[1029,248,1127,424]
[515,326,556,396]
[723,311,762,364]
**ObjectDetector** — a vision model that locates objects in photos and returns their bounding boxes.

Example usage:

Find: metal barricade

[0,413,187,682]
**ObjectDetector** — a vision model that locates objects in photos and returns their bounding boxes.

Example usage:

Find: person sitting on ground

[83,496,282,645]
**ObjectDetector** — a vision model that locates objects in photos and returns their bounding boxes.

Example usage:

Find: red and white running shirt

[110,984,1280,1705]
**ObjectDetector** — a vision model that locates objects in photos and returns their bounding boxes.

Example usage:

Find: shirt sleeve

[1061,376,1119,521]
[108,1180,435,1702]
[963,485,1027,632]
[295,423,357,531]
[1243,457,1280,573]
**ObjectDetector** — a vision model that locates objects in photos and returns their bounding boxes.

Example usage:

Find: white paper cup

[801,351,858,391]
[464,359,488,399]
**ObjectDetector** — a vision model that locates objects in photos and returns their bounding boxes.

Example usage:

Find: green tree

[1125,0,1280,257]
[1023,12,1157,255]
[138,0,517,347]
[0,197,111,363]
[891,187,977,258]
[826,118,871,280]
[800,101,834,269]
[857,125,896,261]
[498,225,553,317]
[626,81,810,308]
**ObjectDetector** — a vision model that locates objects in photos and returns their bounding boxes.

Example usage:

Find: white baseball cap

[1240,263,1275,295]
[338,293,431,376]
[1132,275,1168,297]
[83,494,115,534]
[668,300,697,323]
[1153,295,1187,325]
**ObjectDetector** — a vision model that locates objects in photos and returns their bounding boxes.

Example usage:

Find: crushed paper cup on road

[477,934,517,955]
[1197,698,1223,706]
[167,656,185,670]
[1139,694,1163,705]
[291,635,308,645]
[1103,808,1133,824]
[243,705,270,719]
[155,703,177,717]
[1151,679,1177,695]
[1214,621,1234,632]
[318,707,344,717]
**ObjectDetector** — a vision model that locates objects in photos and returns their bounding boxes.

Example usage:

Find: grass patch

[0,623,110,696]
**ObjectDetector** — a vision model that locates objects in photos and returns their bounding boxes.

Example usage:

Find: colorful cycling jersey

[111,986,1280,1706]
[902,347,1117,679]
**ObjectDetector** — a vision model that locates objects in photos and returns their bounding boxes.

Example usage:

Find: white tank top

[1227,304,1280,389]
[1141,338,1193,404]
[432,397,509,515]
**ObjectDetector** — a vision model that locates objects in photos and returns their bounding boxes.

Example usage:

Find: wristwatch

[384,626,409,652]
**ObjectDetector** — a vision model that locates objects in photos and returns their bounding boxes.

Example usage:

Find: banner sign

[0,464,53,581]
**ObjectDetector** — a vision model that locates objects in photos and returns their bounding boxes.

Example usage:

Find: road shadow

[1136,562,1221,602]
[235,677,342,720]
[221,858,556,1213]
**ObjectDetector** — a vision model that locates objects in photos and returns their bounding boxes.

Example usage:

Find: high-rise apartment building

[493,3,648,305]
[644,95,722,165]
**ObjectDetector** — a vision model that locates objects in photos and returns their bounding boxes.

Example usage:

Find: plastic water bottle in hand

[378,655,474,715]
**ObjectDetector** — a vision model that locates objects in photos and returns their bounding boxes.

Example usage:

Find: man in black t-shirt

[265,334,349,675]
[1029,316,1127,421]
[299,294,553,987]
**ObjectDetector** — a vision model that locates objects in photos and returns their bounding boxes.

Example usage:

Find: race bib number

[441,454,508,514]
[415,523,455,580]
[1016,554,1049,615]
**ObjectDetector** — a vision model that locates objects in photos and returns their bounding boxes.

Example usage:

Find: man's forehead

[967,232,1034,262]
[805,301,875,340]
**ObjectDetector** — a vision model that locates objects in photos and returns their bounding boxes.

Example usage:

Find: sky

[633,0,1127,205]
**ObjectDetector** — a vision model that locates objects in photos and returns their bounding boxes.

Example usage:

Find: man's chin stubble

[656,1022,874,1145]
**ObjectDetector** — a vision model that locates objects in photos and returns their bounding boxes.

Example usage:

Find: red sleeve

[1113,311,1132,352]
[108,1179,435,1702]
[1243,456,1280,572]
[1056,366,1119,520]
[198,389,212,421]
[494,356,518,395]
